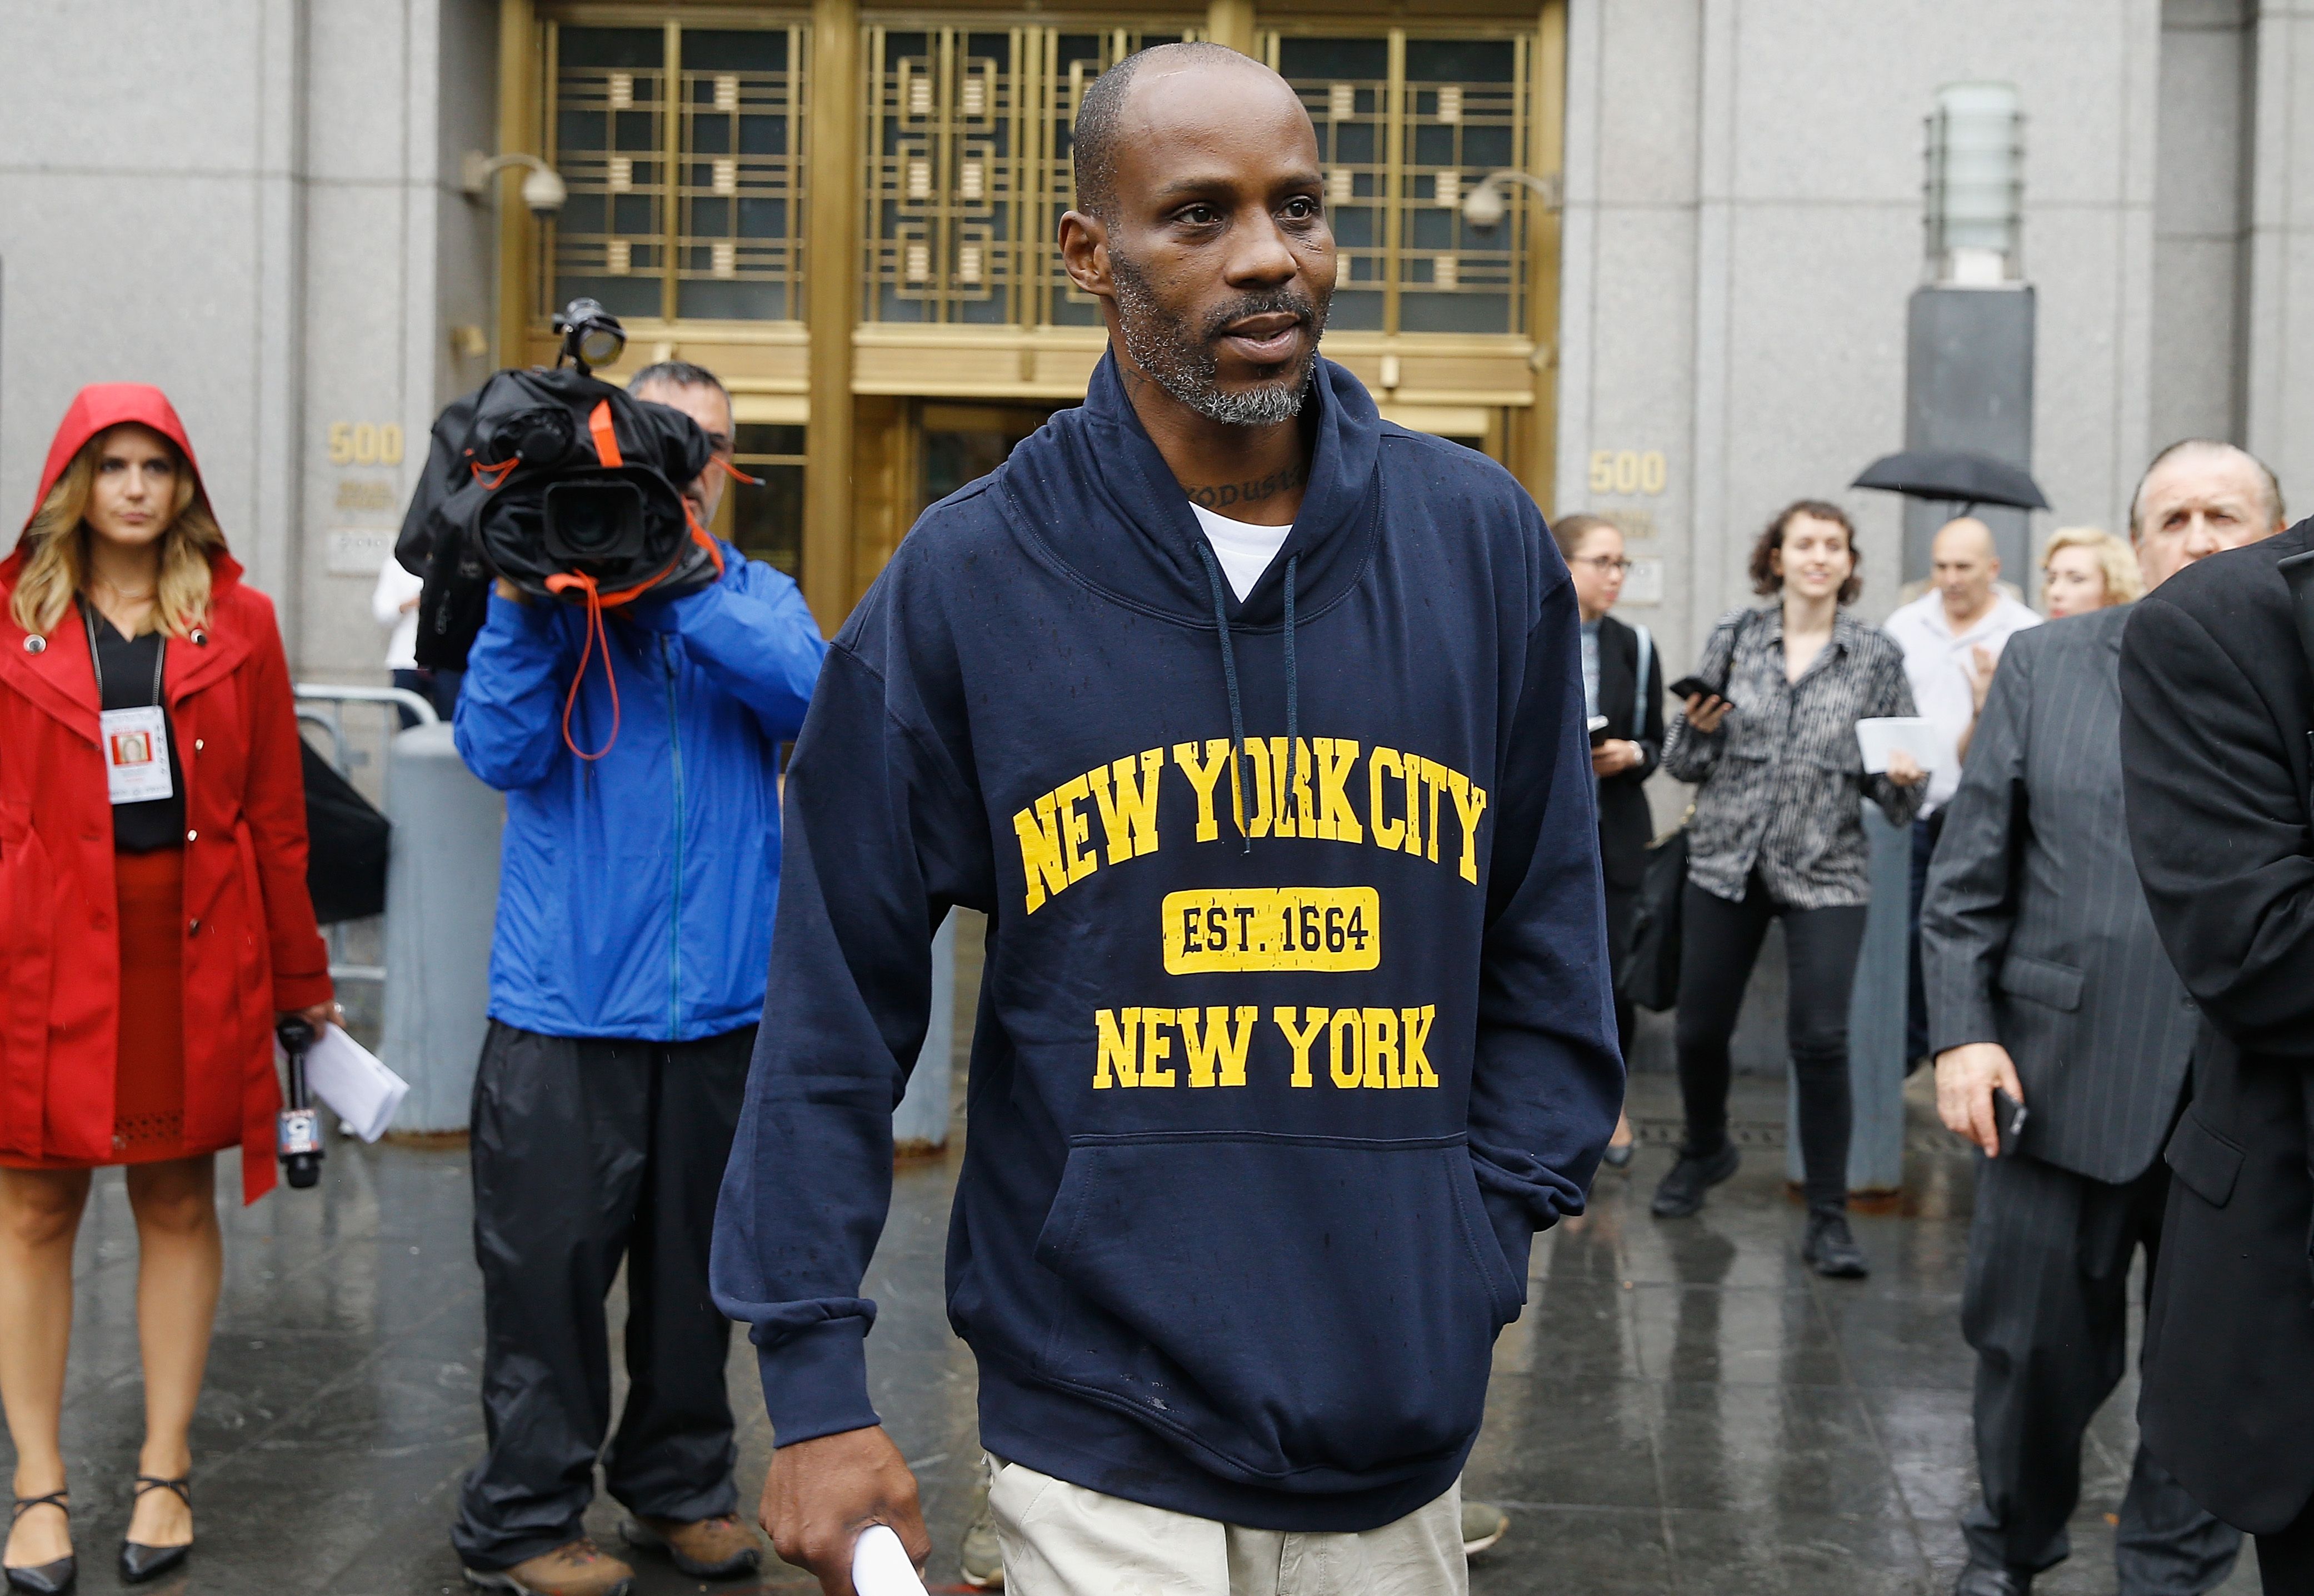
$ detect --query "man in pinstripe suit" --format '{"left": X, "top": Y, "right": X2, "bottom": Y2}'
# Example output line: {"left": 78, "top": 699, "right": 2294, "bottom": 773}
{"left": 1920, "top": 442, "right": 2286, "bottom": 1596}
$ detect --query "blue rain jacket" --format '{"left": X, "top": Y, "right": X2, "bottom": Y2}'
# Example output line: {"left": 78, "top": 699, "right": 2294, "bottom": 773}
{"left": 454, "top": 543, "right": 826, "bottom": 1040}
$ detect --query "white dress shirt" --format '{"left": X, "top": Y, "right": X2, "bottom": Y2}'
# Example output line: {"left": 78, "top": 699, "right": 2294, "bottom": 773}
{"left": 1883, "top": 588, "right": 2042, "bottom": 814}
{"left": 372, "top": 556, "right": 425, "bottom": 671}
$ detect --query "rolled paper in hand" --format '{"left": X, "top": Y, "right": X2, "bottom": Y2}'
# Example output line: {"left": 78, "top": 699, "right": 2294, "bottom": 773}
{"left": 851, "top": 1523, "right": 928, "bottom": 1596}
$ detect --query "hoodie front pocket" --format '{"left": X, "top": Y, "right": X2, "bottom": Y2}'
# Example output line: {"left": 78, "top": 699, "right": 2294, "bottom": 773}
{"left": 1031, "top": 1130, "right": 1517, "bottom": 1492}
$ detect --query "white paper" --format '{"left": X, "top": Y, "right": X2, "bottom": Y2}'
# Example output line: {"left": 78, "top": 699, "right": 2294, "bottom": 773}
{"left": 102, "top": 706, "right": 173, "bottom": 804}
{"left": 1855, "top": 716, "right": 1956, "bottom": 777}
{"left": 294, "top": 1024, "right": 409, "bottom": 1143}
{"left": 851, "top": 1525, "right": 928, "bottom": 1596}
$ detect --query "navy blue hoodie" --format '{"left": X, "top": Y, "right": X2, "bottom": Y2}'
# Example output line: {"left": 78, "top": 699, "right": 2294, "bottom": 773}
{"left": 711, "top": 352, "right": 1622, "bottom": 1532}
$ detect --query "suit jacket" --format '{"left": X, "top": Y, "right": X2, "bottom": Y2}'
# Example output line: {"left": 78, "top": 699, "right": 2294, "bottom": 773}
{"left": 1593, "top": 613, "right": 1664, "bottom": 890}
{"left": 2120, "top": 518, "right": 2314, "bottom": 1535}
{"left": 1920, "top": 604, "right": 2196, "bottom": 1184}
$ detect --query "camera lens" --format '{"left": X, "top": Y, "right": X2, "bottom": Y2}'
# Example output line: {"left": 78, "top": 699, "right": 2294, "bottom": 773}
{"left": 578, "top": 326, "right": 625, "bottom": 368}
{"left": 542, "top": 479, "right": 648, "bottom": 566}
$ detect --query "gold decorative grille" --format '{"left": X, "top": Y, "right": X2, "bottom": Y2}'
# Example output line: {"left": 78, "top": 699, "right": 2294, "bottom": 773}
{"left": 1268, "top": 30, "right": 1534, "bottom": 336}
{"left": 544, "top": 22, "right": 808, "bottom": 324}
{"left": 859, "top": 26, "right": 1197, "bottom": 326}
{"left": 727, "top": 423, "right": 808, "bottom": 576}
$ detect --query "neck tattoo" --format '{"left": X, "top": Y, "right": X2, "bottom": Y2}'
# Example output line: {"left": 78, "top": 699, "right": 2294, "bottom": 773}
{"left": 1185, "top": 462, "right": 1306, "bottom": 514}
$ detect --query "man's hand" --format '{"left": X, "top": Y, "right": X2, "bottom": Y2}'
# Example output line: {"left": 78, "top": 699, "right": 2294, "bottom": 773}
{"left": 760, "top": 1426, "right": 931, "bottom": 1596}
{"left": 1966, "top": 643, "right": 1998, "bottom": 713}
{"left": 1683, "top": 693, "right": 1731, "bottom": 734}
{"left": 1591, "top": 738, "right": 1642, "bottom": 778}
{"left": 493, "top": 578, "right": 526, "bottom": 604}
{"left": 1935, "top": 1042, "right": 2023, "bottom": 1156}
{"left": 1886, "top": 748, "right": 1927, "bottom": 787}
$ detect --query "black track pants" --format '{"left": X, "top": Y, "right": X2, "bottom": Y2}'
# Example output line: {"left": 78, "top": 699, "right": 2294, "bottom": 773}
{"left": 1672, "top": 873, "right": 1865, "bottom": 1213}
{"left": 452, "top": 1020, "right": 755, "bottom": 1570}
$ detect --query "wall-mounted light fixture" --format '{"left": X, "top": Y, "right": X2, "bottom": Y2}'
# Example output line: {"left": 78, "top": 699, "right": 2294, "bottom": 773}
{"left": 1924, "top": 83, "right": 2023, "bottom": 287}
{"left": 1459, "top": 169, "right": 1563, "bottom": 232}
{"left": 461, "top": 150, "right": 568, "bottom": 216}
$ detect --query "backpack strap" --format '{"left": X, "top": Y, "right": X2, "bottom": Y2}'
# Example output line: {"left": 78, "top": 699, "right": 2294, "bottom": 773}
{"left": 588, "top": 400, "right": 623, "bottom": 467}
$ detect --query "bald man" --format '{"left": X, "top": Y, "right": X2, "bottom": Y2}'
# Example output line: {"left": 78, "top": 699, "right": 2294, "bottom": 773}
{"left": 1885, "top": 519, "right": 2042, "bottom": 1067}
{"left": 708, "top": 41, "right": 1619, "bottom": 1596}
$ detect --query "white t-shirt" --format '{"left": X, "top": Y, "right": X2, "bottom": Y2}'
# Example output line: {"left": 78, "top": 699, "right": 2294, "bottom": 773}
{"left": 1190, "top": 503, "right": 1293, "bottom": 602}
{"left": 372, "top": 556, "right": 425, "bottom": 670}
{"left": 1882, "top": 588, "right": 2042, "bottom": 814}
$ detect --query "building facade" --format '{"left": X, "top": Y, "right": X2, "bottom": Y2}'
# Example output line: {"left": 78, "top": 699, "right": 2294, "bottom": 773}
{"left": 0, "top": 0, "right": 2306, "bottom": 682}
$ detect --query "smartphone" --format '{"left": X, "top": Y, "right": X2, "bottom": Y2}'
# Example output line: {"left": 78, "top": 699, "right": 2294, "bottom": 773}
{"left": 1667, "top": 674, "right": 1721, "bottom": 704}
{"left": 1992, "top": 1088, "right": 2028, "bottom": 1157}
{"left": 1588, "top": 715, "right": 1612, "bottom": 747}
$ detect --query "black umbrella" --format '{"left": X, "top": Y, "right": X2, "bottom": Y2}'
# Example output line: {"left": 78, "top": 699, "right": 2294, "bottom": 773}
{"left": 1852, "top": 449, "right": 2048, "bottom": 513}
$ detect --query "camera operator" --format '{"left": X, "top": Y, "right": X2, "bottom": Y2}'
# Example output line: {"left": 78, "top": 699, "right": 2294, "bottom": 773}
{"left": 449, "top": 361, "right": 827, "bottom": 1596}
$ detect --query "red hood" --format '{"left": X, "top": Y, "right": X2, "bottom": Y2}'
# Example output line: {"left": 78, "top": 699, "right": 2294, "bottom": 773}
{"left": 7, "top": 383, "right": 239, "bottom": 592}
{"left": 23, "top": 383, "right": 211, "bottom": 539}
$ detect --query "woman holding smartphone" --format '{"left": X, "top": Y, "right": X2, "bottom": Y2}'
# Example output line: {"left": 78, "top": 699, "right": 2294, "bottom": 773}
{"left": 1553, "top": 514, "right": 1664, "bottom": 1167}
{"left": 0, "top": 386, "right": 333, "bottom": 1592}
{"left": 1654, "top": 500, "right": 1924, "bottom": 1277}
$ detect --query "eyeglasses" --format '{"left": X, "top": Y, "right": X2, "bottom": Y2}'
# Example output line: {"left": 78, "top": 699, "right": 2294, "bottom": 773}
{"left": 1575, "top": 556, "right": 1633, "bottom": 574}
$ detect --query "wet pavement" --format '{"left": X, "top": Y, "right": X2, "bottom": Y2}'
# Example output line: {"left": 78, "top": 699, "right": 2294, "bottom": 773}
{"left": 6, "top": 1040, "right": 2253, "bottom": 1594}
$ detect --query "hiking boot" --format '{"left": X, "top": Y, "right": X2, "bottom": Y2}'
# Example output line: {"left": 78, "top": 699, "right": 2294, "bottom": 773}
{"left": 959, "top": 1463, "right": 1004, "bottom": 1589}
{"left": 1460, "top": 1499, "right": 1510, "bottom": 1557}
{"left": 619, "top": 1513, "right": 761, "bottom": 1579}
{"left": 1650, "top": 1144, "right": 1740, "bottom": 1217}
{"left": 464, "top": 1538, "right": 635, "bottom": 1596}
{"left": 1802, "top": 1210, "right": 1870, "bottom": 1278}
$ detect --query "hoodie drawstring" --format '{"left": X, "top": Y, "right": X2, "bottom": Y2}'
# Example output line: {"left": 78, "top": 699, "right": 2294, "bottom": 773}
{"left": 1283, "top": 553, "right": 1300, "bottom": 818}
{"left": 1193, "top": 541, "right": 1253, "bottom": 853}
{"left": 1192, "top": 542, "right": 1301, "bottom": 853}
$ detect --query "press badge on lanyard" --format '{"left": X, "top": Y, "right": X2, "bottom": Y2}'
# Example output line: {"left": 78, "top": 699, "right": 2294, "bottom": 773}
{"left": 88, "top": 608, "right": 173, "bottom": 806}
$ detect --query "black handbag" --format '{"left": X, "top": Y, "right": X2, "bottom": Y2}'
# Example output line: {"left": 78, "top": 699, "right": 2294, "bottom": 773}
{"left": 301, "top": 742, "right": 391, "bottom": 925}
{"left": 1616, "top": 609, "right": 1754, "bottom": 1013}
{"left": 1620, "top": 824, "right": 1687, "bottom": 1012}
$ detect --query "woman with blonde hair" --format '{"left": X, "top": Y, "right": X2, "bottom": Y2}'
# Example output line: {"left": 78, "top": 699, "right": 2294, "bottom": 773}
{"left": 2039, "top": 527, "right": 2143, "bottom": 618}
{"left": 0, "top": 386, "right": 332, "bottom": 1592}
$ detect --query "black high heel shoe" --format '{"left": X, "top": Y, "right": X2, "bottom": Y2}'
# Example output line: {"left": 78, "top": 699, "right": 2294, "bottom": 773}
{"left": 117, "top": 1477, "right": 191, "bottom": 1584}
{"left": 4, "top": 1490, "right": 75, "bottom": 1594}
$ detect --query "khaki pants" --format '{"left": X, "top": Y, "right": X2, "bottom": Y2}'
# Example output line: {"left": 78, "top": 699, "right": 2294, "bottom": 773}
{"left": 986, "top": 1456, "right": 1466, "bottom": 1596}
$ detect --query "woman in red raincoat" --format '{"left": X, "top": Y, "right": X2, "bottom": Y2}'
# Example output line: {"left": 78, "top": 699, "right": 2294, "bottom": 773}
{"left": 0, "top": 386, "right": 332, "bottom": 1592}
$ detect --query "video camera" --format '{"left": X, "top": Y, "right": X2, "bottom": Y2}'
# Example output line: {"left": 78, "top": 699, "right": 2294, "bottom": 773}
{"left": 393, "top": 299, "right": 723, "bottom": 676}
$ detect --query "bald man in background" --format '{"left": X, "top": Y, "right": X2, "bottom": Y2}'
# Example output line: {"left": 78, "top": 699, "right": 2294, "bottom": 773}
{"left": 1886, "top": 518, "right": 2042, "bottom": 1069}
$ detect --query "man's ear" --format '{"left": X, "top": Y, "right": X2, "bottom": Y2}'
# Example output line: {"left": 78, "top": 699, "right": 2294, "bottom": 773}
{"left": 1059, "top": 209, "right": 1114, "bottom": 301}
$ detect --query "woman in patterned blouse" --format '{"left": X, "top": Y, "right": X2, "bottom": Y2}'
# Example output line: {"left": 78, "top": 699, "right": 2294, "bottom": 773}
{"left": 1652, "top": 500, "right": 1926, "bottom": 1278}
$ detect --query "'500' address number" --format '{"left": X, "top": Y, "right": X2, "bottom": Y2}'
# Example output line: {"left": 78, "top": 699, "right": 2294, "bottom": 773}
{"left": 1162, "top": 887, "right": 1381, "bottom": 974}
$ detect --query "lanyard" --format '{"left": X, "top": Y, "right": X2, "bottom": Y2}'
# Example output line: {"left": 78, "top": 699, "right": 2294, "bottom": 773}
{"left": 83, "top": 602, "right": 167, "bottom": 707}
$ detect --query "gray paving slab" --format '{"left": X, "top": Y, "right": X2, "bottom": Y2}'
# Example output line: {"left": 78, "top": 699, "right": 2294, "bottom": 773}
{"left": 1, "top": 1055, "right": 2259, "bottom": 1595}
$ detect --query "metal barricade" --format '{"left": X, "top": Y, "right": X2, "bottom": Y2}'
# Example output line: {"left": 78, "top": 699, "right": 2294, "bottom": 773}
{"left": 294, "top": 683, "right": 437, "bottom": 987}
